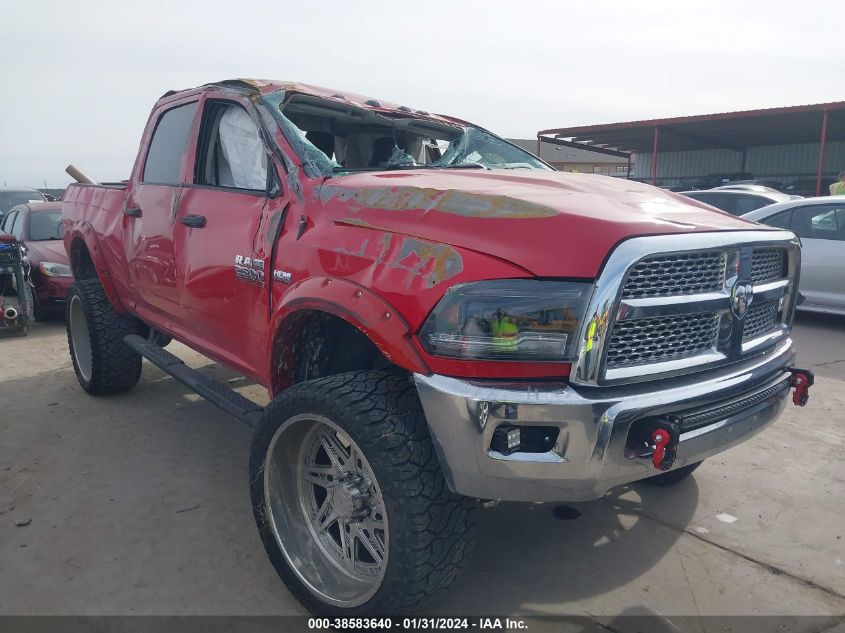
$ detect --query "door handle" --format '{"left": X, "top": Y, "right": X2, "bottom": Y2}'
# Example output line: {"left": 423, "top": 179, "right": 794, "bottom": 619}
{"left": 124, "top": 207, "right": 142, "bottom": 218}
{"left": 180, "top": 214, "right": 207, "bottom": 228}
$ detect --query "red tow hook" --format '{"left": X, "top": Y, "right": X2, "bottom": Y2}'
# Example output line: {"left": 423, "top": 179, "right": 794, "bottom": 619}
{"left": 651, "top": 427, "right": 677, "bottom": 471}
{"left": 788, "top": 368, "right": 815, "bottom": 407}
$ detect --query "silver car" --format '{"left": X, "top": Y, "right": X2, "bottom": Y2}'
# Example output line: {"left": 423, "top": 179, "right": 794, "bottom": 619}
{"left": 681, "top": 189, "right": 796, "bottom": 215}
{"left": 743, "top": 197, "right": 845, "bottom": 315}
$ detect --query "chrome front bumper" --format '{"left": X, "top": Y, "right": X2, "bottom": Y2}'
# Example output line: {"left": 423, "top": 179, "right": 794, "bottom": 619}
{"left": 414, "top": 339, "right": 794, "bottom": 502}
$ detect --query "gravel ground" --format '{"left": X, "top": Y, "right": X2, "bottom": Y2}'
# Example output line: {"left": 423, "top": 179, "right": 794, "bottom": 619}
{"left": 0, "top": 312, "right": 843, "bottom": 630}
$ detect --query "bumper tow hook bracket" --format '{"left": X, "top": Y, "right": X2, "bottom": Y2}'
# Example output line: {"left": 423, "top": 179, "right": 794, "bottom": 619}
{"left": 787, "top": 368, "right": 814, "bottom": 407}
{"left": 651, "top": 422, "right": 679, "bottom": 472}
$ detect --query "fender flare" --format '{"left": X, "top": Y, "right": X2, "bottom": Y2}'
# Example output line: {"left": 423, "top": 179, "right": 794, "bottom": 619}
{"left": 67, "top": 224, "right": 130, "bottom": 313}
{"left": 268, "top": 277, "right": 430, "bottom": 392}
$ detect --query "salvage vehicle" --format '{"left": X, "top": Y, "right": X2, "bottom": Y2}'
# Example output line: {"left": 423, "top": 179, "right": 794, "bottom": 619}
{"left": 0, "top": 202, "right": 72, "bottom": 319}
{"left": 61, "top": 79, "right": 813, "bottom": 615}
{"left": 743, "top": 197, "right": 845, "bottom": 315}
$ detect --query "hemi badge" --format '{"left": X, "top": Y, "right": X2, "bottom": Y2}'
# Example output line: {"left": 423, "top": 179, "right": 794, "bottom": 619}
{"left": 273, "top": 269, "right": 292, "bottom": 284}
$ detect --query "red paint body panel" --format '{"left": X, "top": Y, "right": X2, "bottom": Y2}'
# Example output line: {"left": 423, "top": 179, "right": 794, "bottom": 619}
{"left": 61, "top": 80, "right": 783, "bottom": 395}
{"left": 26, "top": 239, "right": 73, "bottom": 307}
{"left": 317, "top": 169, "right": 761, "bottom": 279}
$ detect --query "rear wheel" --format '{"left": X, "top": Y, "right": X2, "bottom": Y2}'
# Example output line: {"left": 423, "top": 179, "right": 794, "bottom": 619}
{"left": 250, "top": 371, "right": 478, "bottom": 615}
{"left": 66, "top": 279, "right": 143, "bottom": 394}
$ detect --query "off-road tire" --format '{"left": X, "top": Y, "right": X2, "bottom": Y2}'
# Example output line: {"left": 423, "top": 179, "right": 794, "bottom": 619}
{"left": 640, "top": 461, "right": 702, "bottom": 486}
{"left": 66, "top": 279, "right": 143, "bottom": 395}
{"left": 250, "top": 370, "right": 478, "bottom": 616}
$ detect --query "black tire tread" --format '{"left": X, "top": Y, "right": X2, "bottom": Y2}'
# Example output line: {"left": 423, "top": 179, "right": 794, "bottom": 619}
{"left": 250, "top": 370, "right": 478, "bottom": 615}
{"left": 66, "top": 279, "right": 142, "bottom": 395}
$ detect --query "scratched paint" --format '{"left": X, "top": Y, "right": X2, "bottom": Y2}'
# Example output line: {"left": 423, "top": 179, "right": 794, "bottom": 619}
{"left": 390, "top": 237, "right": 463, "bottom": 288}
{"left": 334, "top": 239, "right": 369, "bottom": 257}
{"left": 330, "top": 224, "right": 457, "bottom": 287}
{"left": 333, "top": 217, "right": 380, "bottom": 230}
{"left": 375, "top": 233, "right": 392, "bottom": 264}
{"left": 320, "top": 186, "right": 557, "bottom": 219}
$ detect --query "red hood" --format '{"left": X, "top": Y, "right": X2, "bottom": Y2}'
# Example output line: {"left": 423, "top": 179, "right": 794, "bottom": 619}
{"left": 318, "top": 170, "right": 769, "bottom": 278}
{"left": 25, "top": 239, "right": 68, "bottom": 265}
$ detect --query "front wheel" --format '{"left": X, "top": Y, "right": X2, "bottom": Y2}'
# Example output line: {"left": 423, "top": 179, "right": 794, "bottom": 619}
{"left": 640, "top": 461, "right": 702, "bottom": 486}
{"left": 250, "top": 371, "right": 478, "bottom": 615}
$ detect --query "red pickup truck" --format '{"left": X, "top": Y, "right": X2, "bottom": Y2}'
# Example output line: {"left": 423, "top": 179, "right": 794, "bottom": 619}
{"left": 62, "top": 79, "right": 811, "bottom": 615}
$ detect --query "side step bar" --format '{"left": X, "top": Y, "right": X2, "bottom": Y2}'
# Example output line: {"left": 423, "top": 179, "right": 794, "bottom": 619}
{"left": 124, "top": 334, "right": 264, "bottom": 428}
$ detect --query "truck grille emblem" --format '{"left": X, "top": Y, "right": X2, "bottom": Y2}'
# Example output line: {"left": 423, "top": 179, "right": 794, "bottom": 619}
{"left": 731, "top": 280, "right": 754, "bottom": 318}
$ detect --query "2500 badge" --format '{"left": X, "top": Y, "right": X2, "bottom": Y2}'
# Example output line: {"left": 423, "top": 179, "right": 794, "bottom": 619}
{"left": 234, "top": 255, "right": 264, "bottom": 286}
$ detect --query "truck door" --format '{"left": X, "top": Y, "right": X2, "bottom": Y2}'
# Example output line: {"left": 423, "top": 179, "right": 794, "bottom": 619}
{"left": 124, "top": 99, "right": 199, "bottom": 322}
{"left": 172, "top": 96, "right": 287, "bottom": 375}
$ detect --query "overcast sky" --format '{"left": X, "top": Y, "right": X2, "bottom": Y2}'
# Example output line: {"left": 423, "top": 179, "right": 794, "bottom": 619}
{"left": 1, "top": 0, "right": 842, "bottom": 187}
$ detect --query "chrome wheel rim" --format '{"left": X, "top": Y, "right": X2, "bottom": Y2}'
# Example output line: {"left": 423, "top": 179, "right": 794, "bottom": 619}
{"left": 69, "top": 294, "right": 93, "bottom": 382}
{"left": 264, "top": 414, "right": 388, "bottom": 607}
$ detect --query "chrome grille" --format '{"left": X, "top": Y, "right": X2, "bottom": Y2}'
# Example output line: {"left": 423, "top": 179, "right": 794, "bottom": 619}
{"left": 576, "top": 232, "right": 798, "bottom": 386}
{"left": 622, "top": 251, "right": 726, "bottom": 299}
{"left": 606, "top": 312, "right": 721, "bottom": 368}
{"left": 742, "top": 301, "right": 779, "bottom": 341}
{"left": 751, "top": 249, "right": 786, "bottom": 285}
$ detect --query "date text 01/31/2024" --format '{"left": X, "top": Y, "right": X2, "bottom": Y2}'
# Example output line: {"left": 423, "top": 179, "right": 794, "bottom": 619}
{"left": 307, "top": 618, "right": 528, "bottom": 630}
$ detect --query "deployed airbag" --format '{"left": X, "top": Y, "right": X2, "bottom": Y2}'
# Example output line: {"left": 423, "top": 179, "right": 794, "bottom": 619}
{"left": 218, "top": 107, "right": 268, "bottom": 190}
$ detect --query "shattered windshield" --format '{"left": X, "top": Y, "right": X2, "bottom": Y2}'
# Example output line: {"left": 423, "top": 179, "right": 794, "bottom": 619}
{"left": 264, "top": 92, "right": 551, "bottom": 176}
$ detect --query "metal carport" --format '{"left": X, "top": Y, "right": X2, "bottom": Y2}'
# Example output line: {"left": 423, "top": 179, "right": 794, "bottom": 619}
{"left": 537, "top": 101, "right": 845, "bottom": 195}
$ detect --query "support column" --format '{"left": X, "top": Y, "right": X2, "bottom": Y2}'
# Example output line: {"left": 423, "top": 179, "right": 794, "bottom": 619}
{"left": 816, "top": 110, "right": 830, "bottom": 196}
{"left": 650, "top": 126, "right": 660, "bottom": 186}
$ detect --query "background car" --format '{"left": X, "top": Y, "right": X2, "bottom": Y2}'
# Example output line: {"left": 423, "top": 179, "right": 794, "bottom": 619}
{"left": 0, "top": 201, "right": 73, "bottom": 319}
{"left": 690, "top": 172, "right": 754, "bottom": 190}
{"left": 0, "top": 186, "right": 46, "bottom": 223}
{"left": 680, "top": 188, "right": 794, "bottom": 215}
{"left": 711, "top": 183, "right": 785, "bottom": 194}
{"left": 782, "top": 177, "right": 836, "bottom": 198}
{"left": 742, "top": 197, "right": 845, "bottom": 315}
{"left": 714, "top": 179, "right": 788, "bottom": 191}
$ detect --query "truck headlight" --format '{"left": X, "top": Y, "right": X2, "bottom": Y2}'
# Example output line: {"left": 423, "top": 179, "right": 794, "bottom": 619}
{"left": 39, "top": 262, "right": 72, "bottom": 277}
{"left": 419, "top": 280, "right": 591, "bottom": 361}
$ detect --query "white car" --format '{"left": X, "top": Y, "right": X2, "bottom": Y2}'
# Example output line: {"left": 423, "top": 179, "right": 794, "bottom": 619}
{"left": 743, "top": 197, "right": 845, "bottom": 316}
{"left": 681, "top": 189, "right": 795, "bottom": 215}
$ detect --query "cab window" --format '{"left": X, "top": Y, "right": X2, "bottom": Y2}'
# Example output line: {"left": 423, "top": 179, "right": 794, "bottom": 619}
{"left": 195, "top": 101, "right": 268, "bottom": 192}
{"left": 734, "top": 195, "right": 772, "bottom": 214}
{"left": 687, "top": 192, "right": 737, "bottom": 214}
{"left": 762, "top": 209, "right": 792, "bottom": 229}
{"left": 142, "top": 102, "right": 199, "bottom": 184}
{"left": 11, "top": 209, "right": 26, "bottom": 239}
{"left": 1, "top": 209, "right": 19, "bottom": 234}
{"left": 791, "top": 205, "right": 845, "bottom": 241}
